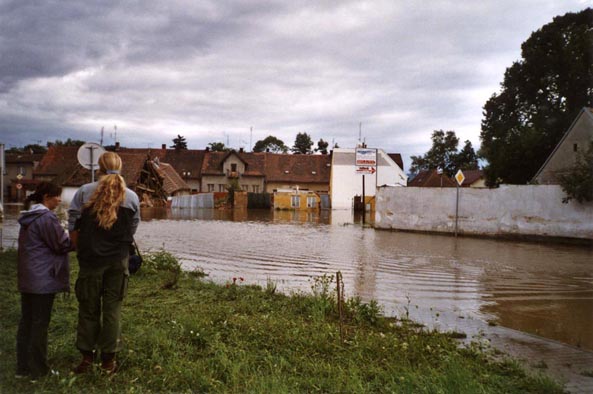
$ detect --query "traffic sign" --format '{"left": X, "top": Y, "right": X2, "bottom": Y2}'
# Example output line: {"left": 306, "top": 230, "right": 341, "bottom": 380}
{"left": 77, "top": 142, "right": 105, "bottom": 170}
{"left": 455, "top": 170, "right": 465, "bottom": 186}
{"left": 356, "top": 166, "right": 376, "bottom": 175}
{"left": 355, "top": 148, "right": 377, "bottom": 166}
{"left": 16, "top": 173, "right": 23, "bottom": 180}
{"left": 16, "top": 183, "right": 22, "bottom": 190}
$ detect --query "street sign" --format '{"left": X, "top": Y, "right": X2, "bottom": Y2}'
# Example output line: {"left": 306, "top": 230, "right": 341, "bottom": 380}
{"left": 16, "top": 183, "right": 22, "bottom": 190}
{"left": 77, "top": 142, "right": 105, "bottom": 170}
{"left": 355, "top": 148, "right": 377, "bottom": 166}
{"left": 455, "top": 170, "right": 465, "bottom": 186}
{"left": 356, "top": 166, "right": 376, "bottom": 175}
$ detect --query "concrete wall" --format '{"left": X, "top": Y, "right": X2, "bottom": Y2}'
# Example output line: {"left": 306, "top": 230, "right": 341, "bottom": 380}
{"left": 375, "top": 185, "right": 593, "bottom": 240}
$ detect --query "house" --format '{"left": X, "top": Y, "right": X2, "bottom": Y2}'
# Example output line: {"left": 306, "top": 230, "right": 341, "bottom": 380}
{"left": 3, "top": 152, "right": 44, "bottom": 201}
{"left": 330, "top": 148, "right": 408, "bottom": 210}
{"left": 407, "top": 169, "right": 457, "bottom": 187}
{"left": 200, "top": 149, "right": 266, "bottom": 193}
{"left": 533, "top": 107, "right": 593, "bottom": 184}
{"left": 34, "top": 145, "right": 190, "bottom": 205}
{"left": 159, "top": 145, "right": 206, "bottom": 192}
{"left": 461, "top": 169, "right": 486, "bottom": 188}
{"left": 264, "top": 153, "right": 331, "bottom": 194}
{"left": 273, "top": 189, "right": 321, "bottom": 210}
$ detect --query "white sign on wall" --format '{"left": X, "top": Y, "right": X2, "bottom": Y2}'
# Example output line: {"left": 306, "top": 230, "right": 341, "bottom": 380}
{"left": 355, "top": 148, "right": 377, "bottom": 175}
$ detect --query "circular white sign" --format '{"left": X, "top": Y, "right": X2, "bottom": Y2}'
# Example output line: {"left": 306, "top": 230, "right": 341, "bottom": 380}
{"left": 77, "top": 143, "right": 106, "bottom": 170}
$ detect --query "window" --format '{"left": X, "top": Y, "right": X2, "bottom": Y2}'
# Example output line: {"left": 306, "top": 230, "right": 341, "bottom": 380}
{"left": 207, "top": 184, "right": 214, "bottom": 192}
{"left": 307, "top": 196, "right": 317, "bottom": 208}
{"left": 18, "top": 166, "right": 26, "bottom": 175}
{"left": 231, "top": 163, "right": 237, "bottom": 172}
{"left": 219, "top": 184, "right": 226, "bottom": 192}
{"left": 242, "top": 185, "right": 249, "bottom": 191}
{"left": 574, "top": 143, "right": 578, "bottom": 152}
{"left": 252, "top": 185, "right": 259, "bottom": 193}
{"left": 291, "top": 195, "right": 300, "bottom": 208}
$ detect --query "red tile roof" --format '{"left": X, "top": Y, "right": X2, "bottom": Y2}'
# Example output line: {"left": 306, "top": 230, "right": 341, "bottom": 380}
{"left": 5, "top": 153, "right": 45, "bottom": 164}
{"left": 154, "top": 162, "right": 190, "bottom": 194}
{"left": 408, "top": 169, "right": 456, "bottom": 187}
{"left": 265, "top": 153, "right": 331, "bottom": 184}
{"left": 460, "top": 169, "right": 484, "bottom": 187}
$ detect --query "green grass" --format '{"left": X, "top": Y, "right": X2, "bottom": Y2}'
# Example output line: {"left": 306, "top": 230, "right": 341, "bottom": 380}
{"left": 0, "top": 249, "right": 563, "bottom": 393}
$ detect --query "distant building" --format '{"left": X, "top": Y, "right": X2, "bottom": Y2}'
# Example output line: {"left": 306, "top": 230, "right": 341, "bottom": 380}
{"left": 533, "top": 107, "right": 593, "bottom": 184}
{"left": 330, "top": 148, "right": 407, "bottom": 210}
{"left": 4, "top": 152, "right": 44, "bottom": 201}
{"left": 460, "top": 169, "right": 486, "bottom": 188}
{"left": 407, "top": 169, "right": 456, "bottom": 188}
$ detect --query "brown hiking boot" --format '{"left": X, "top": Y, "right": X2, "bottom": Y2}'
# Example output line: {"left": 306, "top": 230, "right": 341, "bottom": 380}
{"left": 100, "top": 353, "right": 118, "bottom": 375}
{"left": 72, "top": 353, "right": 94, "bottom": 374}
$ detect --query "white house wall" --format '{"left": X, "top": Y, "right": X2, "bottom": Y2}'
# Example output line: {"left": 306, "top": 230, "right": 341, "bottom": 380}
{"left": 330, "top": 148, "right": 407, "bottom": 210}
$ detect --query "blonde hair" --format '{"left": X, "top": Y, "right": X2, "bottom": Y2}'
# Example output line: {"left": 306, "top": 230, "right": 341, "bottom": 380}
{"left": 85, "top": 152, "right": 127, "bottom": 230}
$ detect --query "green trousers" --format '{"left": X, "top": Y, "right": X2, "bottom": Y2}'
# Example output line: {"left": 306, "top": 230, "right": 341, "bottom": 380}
{"left": 75, "top": 257, "right": 129, "bottom": 354}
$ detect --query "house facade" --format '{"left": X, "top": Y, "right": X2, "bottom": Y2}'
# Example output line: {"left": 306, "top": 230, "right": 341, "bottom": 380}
{"left": 533, "top": 107, "right": 593, "bottom": 184}
{"left": 200, "top": 150, "right": 266, "bottom": 193}
{"left": 330, "top": 148, "right": 407, "bottom": 210}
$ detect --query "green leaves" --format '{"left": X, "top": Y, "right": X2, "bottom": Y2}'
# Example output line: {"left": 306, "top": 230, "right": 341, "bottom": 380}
{"left": 559, "top": 142, "right": 593, "bottom": 203}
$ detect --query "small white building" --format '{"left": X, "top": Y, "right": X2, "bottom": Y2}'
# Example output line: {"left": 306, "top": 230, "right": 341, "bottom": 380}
{"left": 330, "top": 148, "right": 407, "bottom": 210}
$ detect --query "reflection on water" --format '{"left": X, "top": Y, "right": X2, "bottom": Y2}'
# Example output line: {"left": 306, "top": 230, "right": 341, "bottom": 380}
{"left": 2, "top": 205, "right": 592, "bottom": 350}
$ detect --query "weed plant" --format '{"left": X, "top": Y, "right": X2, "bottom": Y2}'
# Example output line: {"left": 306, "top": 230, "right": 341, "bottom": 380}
{"left": 0, "top": 249, "right": 563, "bottom": 393}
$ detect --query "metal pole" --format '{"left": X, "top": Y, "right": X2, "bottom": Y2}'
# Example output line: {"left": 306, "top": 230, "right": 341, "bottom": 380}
{"left": 89, "top": 146, "right": 95, "bottom": 183}
{"left": 362, "top": 174, "right": 366, "bottom": 224}
{"left": 455, "top": 183, "right": 459, "bottom": 237}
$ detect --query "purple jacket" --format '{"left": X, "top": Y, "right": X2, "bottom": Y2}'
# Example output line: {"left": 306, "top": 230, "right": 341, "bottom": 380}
{"left": 18, "top": 204, "right": 72, "bottom": 294}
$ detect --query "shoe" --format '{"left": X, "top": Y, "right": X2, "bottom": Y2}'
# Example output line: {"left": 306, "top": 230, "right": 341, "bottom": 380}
{"left": 100, "top": 359, "right": 118, "bottom": 375}
{"left": 72, "top": 354, "right": 94, "bottom": 374}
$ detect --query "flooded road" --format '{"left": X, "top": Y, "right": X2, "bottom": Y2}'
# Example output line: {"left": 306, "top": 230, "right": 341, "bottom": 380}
{"left": 3, "top": 206, "right": 592, "bottom": 351}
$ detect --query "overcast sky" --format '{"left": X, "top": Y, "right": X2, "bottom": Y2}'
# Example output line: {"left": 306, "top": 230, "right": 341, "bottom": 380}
{"left": 0, "top": 0, "right": 590, "bottom": 169}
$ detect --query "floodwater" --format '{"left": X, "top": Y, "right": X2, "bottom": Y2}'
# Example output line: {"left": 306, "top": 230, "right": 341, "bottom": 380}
{"left": 2, "top": 206, "right": 592, "bottom": 351}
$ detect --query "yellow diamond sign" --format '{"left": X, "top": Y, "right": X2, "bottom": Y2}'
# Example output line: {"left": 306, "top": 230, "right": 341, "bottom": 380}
{"left": 455, "top": 170, "right": 465, "bottom": 186}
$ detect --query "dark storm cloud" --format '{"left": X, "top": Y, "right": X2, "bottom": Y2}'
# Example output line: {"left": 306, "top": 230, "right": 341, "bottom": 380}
{"left": 0, "top": 0, "right": 590, "bottom": 168}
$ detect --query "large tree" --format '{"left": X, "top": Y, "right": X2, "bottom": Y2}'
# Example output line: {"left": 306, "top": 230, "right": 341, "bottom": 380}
{"left": 171, "top": 134, "right": 188, "bottom": 150}
{"left": 410, "top": 130, "right": 464, "bottom": 176}
{"left": 479, "top": 8, "right": 593, "bottom": 185}
{"left": 453, "top": 140, "right": 479, "bottom": 171}
{"left": 252, "top": 135, "right": 288, "bottom": 153}
{"left": 291, "top": 132, "right": 313, "bottom": 154}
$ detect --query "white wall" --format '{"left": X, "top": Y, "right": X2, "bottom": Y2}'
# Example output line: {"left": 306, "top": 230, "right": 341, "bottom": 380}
{"left": 330, "top": 148, "right": 407, "bottom": 209}
{"left": 375, "top": 185, "right": 593, "bottom": 240}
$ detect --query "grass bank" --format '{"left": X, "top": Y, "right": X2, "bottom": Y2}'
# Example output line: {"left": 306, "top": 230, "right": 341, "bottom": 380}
{"left": 0, "top": 249, "right": 562, "bottom": 393}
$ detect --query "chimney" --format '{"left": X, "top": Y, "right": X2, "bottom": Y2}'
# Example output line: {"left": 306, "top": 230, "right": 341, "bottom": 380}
{"left": 162, "top": 144, "right": 166, "bottom": 150}
{"left": 266, "top": 148, "right": 270, "bottom": 153}
{"left": 115, "top": 141, "right": 120, "bottom": 151}
{"left": 205, "top": 146, "right": 210, "bottom": 152}
{"left": 239, "top": 147, "right": 244, "bottom": 153}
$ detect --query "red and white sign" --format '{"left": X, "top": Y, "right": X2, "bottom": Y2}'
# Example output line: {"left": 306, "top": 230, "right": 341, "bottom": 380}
{"left": 355, "top": 148, "right": 377, "bottom": 175}
{"left": 16, "top": 183, "right": 23, "bottom": 190}
{"left": 356, "top": 166, "right": 376, "bottom": 175}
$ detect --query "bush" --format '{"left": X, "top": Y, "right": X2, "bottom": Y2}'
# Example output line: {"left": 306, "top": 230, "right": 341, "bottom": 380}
{"left": 559, "top": 142, "right": 593, "bottom": 204}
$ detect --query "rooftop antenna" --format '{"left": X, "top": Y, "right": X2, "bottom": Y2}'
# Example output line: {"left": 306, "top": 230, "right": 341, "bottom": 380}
{"left": 100, "top": 127, "right": 104, "bottom": 146}
{"left": 250, "top": 126, "right": 253, "bottom": 152}
{"left": 110, "top": 125, "right": 118, "bottom": 144}
{"left": 359, "top": 122, "right": 362, "bottom": 146}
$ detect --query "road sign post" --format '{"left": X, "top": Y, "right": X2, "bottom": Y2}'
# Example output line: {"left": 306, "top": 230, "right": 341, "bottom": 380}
{"left": 454, "top": 170, "right": 465, "bottom": 237}
{"left": 77, "top": 143, "right": 106, "bottom": 183}
{"left": 355, "top": 148, "right": 377, "bottom": 225}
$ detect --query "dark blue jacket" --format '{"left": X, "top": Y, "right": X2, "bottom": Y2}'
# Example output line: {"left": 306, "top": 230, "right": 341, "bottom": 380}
{"left": 18, "top": 204, "right": 72, "bottom": 294}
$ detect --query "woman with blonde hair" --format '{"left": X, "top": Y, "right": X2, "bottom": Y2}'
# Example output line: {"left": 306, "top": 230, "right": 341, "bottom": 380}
{"left": 68, "top": 151, "right": 140, "bottom": 374}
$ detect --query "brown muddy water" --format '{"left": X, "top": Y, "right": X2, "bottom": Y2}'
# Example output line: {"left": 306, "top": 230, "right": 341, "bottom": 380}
{"left": 2, "top": 206, "right": 592, "bottom": 351}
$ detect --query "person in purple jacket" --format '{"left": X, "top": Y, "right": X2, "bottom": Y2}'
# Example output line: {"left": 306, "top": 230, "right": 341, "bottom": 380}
{"left": 17, "top": 182, "right": 72, "bottom": 379}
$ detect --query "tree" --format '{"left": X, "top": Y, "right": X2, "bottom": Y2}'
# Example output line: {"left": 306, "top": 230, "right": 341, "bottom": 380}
{"left": 49, "top": 138, "right": 85, "bottom": 147}
{"left": 559, "top": 142, "right": 593, "bottom": 203}
{"left": 6, "top": 144, "right": 47, "bottom": 154}
{"left": 291, "top": 132, "right": 313, "bottom": 154}
{"left": 480, "top": 8, "right": 593, "bottom": 186}
{"left": 208, "top": 142, "right": 228, "bottom": 152}
{"left": 171, "top": 134, "right": 187, "bottom": 150}
{"left": 453, "top": 140, "right": 479, "bottom": 171}
{"left": 252, "top": 135, "right": 288, "bottom": 153}
{"left": 410, "top": 130, "right": 460, "bottom": 176}
{"left": 315, "top": 138, "right": 329, "bottom": 154}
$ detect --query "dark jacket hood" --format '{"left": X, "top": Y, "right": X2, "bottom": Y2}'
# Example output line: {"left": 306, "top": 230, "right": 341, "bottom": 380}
{"left": 18, "top": 204, "right": 50, "bottom": 227}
